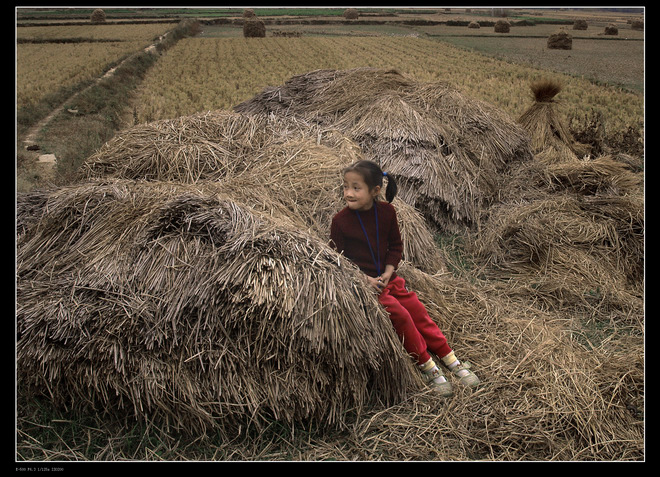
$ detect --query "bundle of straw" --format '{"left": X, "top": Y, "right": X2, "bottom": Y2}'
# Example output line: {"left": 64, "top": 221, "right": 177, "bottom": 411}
{"left": 475, "top": 83, "right": 644, "bottom": 313}
{"left": 16, "top": 180, "right": 421, "bottom": 433}
{"left": 517, "top": 79, "right": 590, "bottom": 161}
{"left": 469, "top": 184, "right": 643, "bottom": 313}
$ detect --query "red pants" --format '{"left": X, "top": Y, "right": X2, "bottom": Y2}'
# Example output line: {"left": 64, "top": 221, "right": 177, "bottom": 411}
{"left": 378, "top": 276, "right": 452, "bottom": 365}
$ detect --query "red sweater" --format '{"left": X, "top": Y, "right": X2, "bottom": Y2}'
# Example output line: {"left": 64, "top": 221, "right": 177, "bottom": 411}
{"left": 330, "top": 201, "right": 403, "bottom": 278}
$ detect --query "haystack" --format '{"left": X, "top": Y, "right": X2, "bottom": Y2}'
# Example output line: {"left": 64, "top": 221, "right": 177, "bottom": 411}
{"left": 604, "top": 23, "right": 618, "bottom": 35}
{"left": 572, "top": 19, "right": 588, "bottom": 30}
{"left": 517, "top": 79, "right": 588, "bottom": 161}
{"left": 235, "top": 67, "right": 532, "bottom": 232}
{"left": 473, "top": 81, "right": 643, "bottom": 313}
{"left": 81, "top": 110, "right": 445, "bottom": 273}
{"left": 470, "top": 77, "right": 644, "bottom": 317}
{"left": 470, "top": 189, "right": 643, "bottom": 312}
{"left": 547, "top": 29, "right": 572, "bottom": 50}
{"left": 90, "top": 8, "right": 106, "bottom": 24}
{"left": 16, "top": 180, "right": 420, "bottom": 434}
{"left": 343, "top": 8, "right": 359, "bottom": 20}
{"left": 468, "top": 21, "right": 480, "bottom": 29}
{"left": 243, "top": 18, "right": 266, "bottom": 38}
{"left": 494, "top": 20, "right": 510, "bottom": 33}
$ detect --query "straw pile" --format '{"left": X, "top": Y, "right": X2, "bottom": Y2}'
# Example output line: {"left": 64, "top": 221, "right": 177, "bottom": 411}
{"left": 16, "top": 180, "right": 422, "bottom": 433}
{"left": 631, "top": 20, "right": 643, "bottom": 31}
{"left": 547, "top": 29, "right": 572, "bottom": 50}
{"left": 243, "top": 18, "right": 266, "bottom": 38}
{"left": 471, "top": 79, "right": 644, "bottom": 316}
{"left": 494, "top": 20, "right": 510, "bottom": 33}
{"left": 517, "top": 79, "right": 589, "bottom": 161}
{"left": 343, "top": 8, "right": 359, "bottom": 20}
{"left": 604, "top": 23, "right": 619, "bottom": 35}
{"left": 235, "top": 67, "right": 532, "bottom": 232}
{"left": 573, "top": 19, "right": 588, "bottom": 30}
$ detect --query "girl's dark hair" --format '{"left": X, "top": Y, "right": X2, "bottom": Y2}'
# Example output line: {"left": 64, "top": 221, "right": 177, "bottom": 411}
{"left": 343, "top": 160, "right": 398, "bottom": 203}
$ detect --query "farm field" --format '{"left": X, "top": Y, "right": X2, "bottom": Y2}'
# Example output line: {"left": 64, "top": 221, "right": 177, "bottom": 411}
{"left": 441, "top": 33, "right": 643, "bottom": 94}
{"left": 133, "top": 34, "right": 643, "bottom": 142}
{"left": 16, "top": 7, "right": 645, "bottom": 463}
{"left": 17, "top": 22, "right": 177, "bottom": 109}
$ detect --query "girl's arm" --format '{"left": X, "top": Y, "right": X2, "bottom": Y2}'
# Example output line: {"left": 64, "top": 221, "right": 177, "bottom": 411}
{"left": 384, "top": 205, "right": 403, "bottom": 274}
{"left": 329, "top": 217, "right": 344, "bottom": 253}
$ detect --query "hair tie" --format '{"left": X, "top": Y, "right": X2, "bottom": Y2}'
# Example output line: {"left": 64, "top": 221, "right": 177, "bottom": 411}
{"left": 383, "top": 172, "right": 388, "bottom": 177}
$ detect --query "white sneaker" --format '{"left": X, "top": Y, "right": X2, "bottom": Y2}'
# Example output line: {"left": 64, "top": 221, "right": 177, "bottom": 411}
{"left": 419, "top": 359, "right": 453, "bottom": 397}
{"left": 448, "top": 361, "right": 480, "bottom": 388}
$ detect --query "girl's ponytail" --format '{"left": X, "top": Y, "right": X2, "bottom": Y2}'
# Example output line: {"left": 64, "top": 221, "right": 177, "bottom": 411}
{"left": 383, "top": 171, "right": 398, "bottom": 203}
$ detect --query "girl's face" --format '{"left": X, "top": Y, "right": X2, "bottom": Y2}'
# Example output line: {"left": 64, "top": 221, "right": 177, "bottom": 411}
{"left": 343, "top": 171, "right": 381, "bottom": 211}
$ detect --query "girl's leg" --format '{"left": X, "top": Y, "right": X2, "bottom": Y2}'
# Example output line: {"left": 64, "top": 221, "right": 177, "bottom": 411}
{"left": 386, "top": 276, "right": 453, "bottom": 358}
{"left": 378, "top": 285, "right": 430, "bottom": 365}
{"left": 387, "top": 277, "right": 480, "bottom": 388}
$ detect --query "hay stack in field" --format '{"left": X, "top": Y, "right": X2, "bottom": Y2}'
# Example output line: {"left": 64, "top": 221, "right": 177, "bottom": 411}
{"left": 81, "top": 110, "right": 445, "bottom": 273}
{"left": 473, "top": 77, "right": 645, "bottom": 316}
{"left": 235, "top": 67, "right": 533, "bottom": 232}
{"left": 90, "top": 8, "right": 106, "bottom": 24}
{"left": 343, "top": 8, "right": 359, "bottom": 20}
{"left": 547, "top": 29, "right": 572, "bottom": 50}
{"left": 572, "top": 19, "right": 588, "bottom": 30}
{"left": 604, "top": 23, "right": 618, "bottom": 35}
{"left": 494, "top": 20, "right": 510, "bottom": 33}
{"left": 82, "top": 111, "right": 273, "bottom": 182}
{"left": 243, "top": 18, "right": 266, "bottom": 38}
{"left": 470, "top": 189, "right": 644, "bottom": 311}
{"left": 517, "top": 79, "right": 589, "bottom": 161}
{"left": 468, "top": 21, "right": 480, "bottom": 29}
{"left": 16, "top": 180, "right": 420, "bottom": 434}
{"left": 475, "top": 89, "right": 644, "bottom": 312}
{"left": 540, "top": 153, "right": 643, "bottom": 196}
{"left": 631, "top": 20, "right": 643, "bottom": 31}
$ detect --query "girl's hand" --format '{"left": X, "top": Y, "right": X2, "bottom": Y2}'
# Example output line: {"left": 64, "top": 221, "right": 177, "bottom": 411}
{"left": 366, "top": 265, "right": 394, "bottom": 291}
{"left": 366, "top": 275, "right": 383, "bottom": 291}
{"left": 378, "top": 265, "right": 395, "bottom": 288}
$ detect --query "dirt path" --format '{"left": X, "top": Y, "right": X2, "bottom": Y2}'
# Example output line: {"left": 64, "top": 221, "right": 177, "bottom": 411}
{"left": 20, "top": 35, "right": 168, "bottom": 179}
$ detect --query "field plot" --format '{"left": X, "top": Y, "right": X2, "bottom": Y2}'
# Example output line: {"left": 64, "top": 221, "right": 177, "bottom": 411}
{"left": 441, "top": 32, "right": 644, "bottom": 94}
{"left": 18, "top": 41, "right": 146, "bottom": 108}
{"left": 17, "top": 22, "right": 177, "bottom": 42}
{"left": 134, "top": 35, "right": 642, "bottom": 141}
{"left": 16, "top": 22, "right": 176, "bottom": 108}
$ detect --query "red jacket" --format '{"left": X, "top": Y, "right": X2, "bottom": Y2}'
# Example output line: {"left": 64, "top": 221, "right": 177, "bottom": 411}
{"left": 330, "top": 201, "right": 403, "bottom": 278}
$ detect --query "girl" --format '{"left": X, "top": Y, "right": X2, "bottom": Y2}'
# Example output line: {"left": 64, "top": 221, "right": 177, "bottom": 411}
{"left": 330, "top": 160, "right": 479, "bottom": 396}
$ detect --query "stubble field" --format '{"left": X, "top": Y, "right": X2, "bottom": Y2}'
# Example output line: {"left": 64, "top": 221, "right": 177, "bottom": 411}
{"left": 16, "top": 7, "right": 645, "bottom": 463}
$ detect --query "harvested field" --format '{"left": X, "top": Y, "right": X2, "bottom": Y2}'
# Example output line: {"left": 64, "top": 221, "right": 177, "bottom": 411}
{"left": 16, "top": 11, "right": 644, "bottom": 460}
{"left": 442, "top": 34, "right": 644, "bottom": 94}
